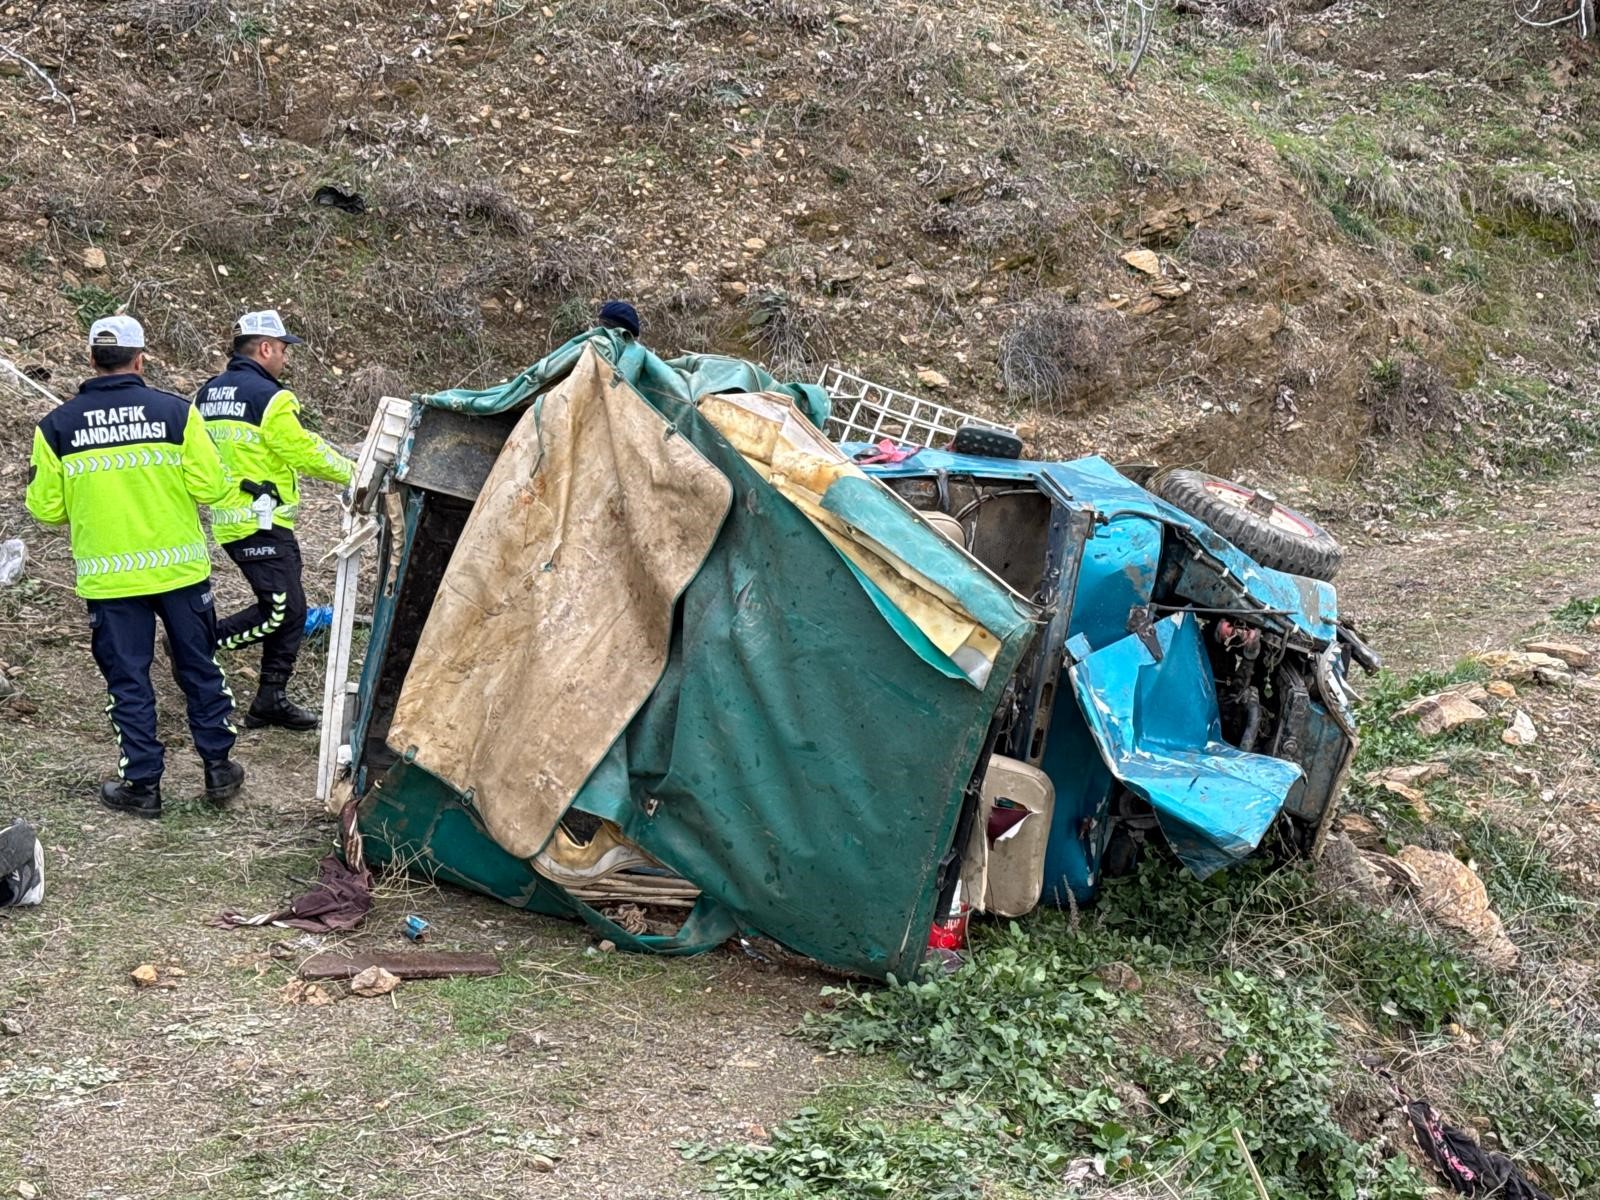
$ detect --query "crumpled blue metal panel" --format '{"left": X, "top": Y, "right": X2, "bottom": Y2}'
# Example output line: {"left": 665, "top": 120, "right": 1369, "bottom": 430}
{"left": 1066, "top": 612, "right": 1304, "bottom": 878}
{"left": 854, "top": 449, "right": 1338, "bottom": 644}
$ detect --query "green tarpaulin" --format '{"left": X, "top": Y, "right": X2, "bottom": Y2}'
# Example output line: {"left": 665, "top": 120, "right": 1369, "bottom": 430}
{"left": 356, "top": 331, "right": 1039, "bottom": 978}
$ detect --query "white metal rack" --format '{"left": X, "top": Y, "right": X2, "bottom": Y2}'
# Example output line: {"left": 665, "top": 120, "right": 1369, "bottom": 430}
{"left": 818, "top": 365, "right": 1014, "bottom": 448}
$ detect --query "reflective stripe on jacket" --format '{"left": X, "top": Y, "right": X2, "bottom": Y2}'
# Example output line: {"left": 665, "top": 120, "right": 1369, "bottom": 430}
{"left": 26, "top": 374, "right": 232, "bottom": 600}
{"left": 194, "top": 356, "right": 354, "bottom": 545}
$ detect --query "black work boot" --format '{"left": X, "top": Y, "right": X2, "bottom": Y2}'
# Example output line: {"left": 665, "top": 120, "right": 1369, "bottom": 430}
{"left": 245, "top": 686, "right": 318, "bottom": 732}
{"left": 100, "top": 778, "right": 162, "bottom": 819}
{"left": 203, "top": 759, "right": 246, "bottom": 806}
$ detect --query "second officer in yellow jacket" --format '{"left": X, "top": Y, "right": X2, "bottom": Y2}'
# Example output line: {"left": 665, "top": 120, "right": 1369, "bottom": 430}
{"left": 195, "top": 310, "right": 354, "bottom": 731}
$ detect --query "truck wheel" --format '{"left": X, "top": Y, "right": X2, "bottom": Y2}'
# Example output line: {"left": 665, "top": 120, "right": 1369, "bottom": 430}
{"left": 1153, "top": 469, "right": 1344, "bottom": 582}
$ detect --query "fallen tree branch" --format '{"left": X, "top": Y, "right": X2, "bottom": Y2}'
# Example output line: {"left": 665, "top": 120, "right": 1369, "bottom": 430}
{"left": 0, "top": 42, "right": 76, "bottom": 125}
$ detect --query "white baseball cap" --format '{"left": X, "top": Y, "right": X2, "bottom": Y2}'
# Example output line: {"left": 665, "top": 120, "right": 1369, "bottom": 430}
{"left": 233, "top": 309, "right": 305, "bottom": 345}
{"left": 88, "top": 314, "right": 145, "bottom": 349}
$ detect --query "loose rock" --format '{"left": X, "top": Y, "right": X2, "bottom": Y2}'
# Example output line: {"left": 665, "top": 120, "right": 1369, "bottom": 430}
{"left": 1121, "top": 248, "right": 1161, "bottom": 276}
{"left": 130, "top": 964, "right": 160, "bottom": 987}
{"left": 350, "top": 966, "right": 401, "bottom": 997}
{"left": 1368, "top": 762, "right": 1447, "bottom": 789}
{"left": 82, "top": 246, "right": 107, "bottom": 272}
{"left": 1395, "top": 846, "right": 1519, "bottom": 967}
{"left": 1336, "top": 812, "right": 1382, "bottom": 849}
{"left": 1316, "top": 833, "right": 1389, "bottom": 901}
{"left": 916, "top": 368, "right": 949, "bottom": 390}
{"left": 1524, "top": 641, "right": 1591, "bottom": 669}
{"left": 1502, "top": 710, "right": 1537, "bottom": 746}
{"left": 1395, "top": 691, "right": 1488, "bottom": 736}
{"left": 1473, "top": 650, "right": 1569, "bottom": 682}
{"left": 1485, "top": 680, "right": 1517, "bottom": 699}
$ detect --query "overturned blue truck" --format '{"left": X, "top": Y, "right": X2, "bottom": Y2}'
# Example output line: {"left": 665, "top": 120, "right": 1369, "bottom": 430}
{"left": 324, "top": 329, "right": 1373, "bottom": 979}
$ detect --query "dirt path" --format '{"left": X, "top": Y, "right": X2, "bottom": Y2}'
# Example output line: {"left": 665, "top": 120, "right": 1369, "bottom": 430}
{"left": 1336, "top": 468, "right": 1600, "bottom": 675}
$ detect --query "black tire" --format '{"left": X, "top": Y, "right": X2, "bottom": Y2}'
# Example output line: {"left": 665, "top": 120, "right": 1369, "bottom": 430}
{"left": 1152, "top": 469, "right": 1344, "bottom": 582}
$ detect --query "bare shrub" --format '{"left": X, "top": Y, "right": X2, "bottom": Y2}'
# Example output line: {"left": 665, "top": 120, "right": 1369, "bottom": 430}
{"left": 999, "top": 301, "right": 1126, "bottom": 411}
{"left": 461, "top": 239, "right": 620, "bottom": 313}
{"left": 372, "top": 170, "right": 532, "bottom": 236}
{"left": 369, "top": 262, "right": 486, "bottom": 364}
{"left": 1224, "top": 0, "right": 1277, "bottom": 25}
{"left": 648, "top": 283, "right": 727, "bottom": 357}
{"left": 146, "top": 306, "right": 219, "bottom": 365}
{"left": 123, "top": 0, "right": 225, "bottom": 38}
{"left": 603, "top": 45, "right": 740, "bottom": 124}
{"left": 1366, "top": 353, "right": 1456, "bottom": 436}
{"left": 182, "top": 213, "right": 259, "bottom": 259}
{"left": 703, "top": 0, "right": 832, "bottom": 34}
{"left": 920, "top": 175, "right": 1080, "bottom": 256}
{"left": 1182, "top": 226, "right": 1271, "bottom": 270}
{"left": 42, "top": 187, "right": 120, "bottom": 240}
{"left": 335, "top": 363, "right": 410, "bottom": 436}
{"left": 525, "top": 237, "right": 620, "bottom": 296}
{"left": 744, "top": 290, "right": 834, "bottom": 381}
{"left": 1088, "top": 0, "right": 1159, "bottom": 83}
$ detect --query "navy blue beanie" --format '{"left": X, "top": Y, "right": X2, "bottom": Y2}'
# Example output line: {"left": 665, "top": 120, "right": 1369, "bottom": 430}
{"left": 598, "top": 300, "right": 641, "bottom": 336}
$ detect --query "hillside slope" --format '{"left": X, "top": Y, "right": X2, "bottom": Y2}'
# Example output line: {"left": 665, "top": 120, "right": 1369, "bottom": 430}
{"left": 1, "top": 0, "right": 1595, "bottom": 485}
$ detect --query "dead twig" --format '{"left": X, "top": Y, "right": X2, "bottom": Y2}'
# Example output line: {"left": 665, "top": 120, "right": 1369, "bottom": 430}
{"left": 0, "top": 43, "right": 77, "bottom": 125}
{"left": 1232, "top": 1127, "right": 1272, "bottom": 1200}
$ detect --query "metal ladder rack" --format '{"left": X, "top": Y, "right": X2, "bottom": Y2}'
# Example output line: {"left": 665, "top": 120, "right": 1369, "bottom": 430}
{"left": 818, "top": 365, "right": 1015, "bottom": 448}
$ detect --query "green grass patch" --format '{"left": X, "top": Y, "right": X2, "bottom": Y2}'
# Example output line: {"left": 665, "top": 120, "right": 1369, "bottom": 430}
{"left": 1349, "top": 661, "right": 1490, "bottom": 777}
{"left": 688, "top": 878, "right": 1444, "bottom": 1199}
{"left": 1552, "top": 595, "right": 1600, "bottom": 630}
{"left": 690, "top": 842, "right": 1600, "bottom": 1195}
{"left": 62, "top": 283, "right": 120, "bottom": 330}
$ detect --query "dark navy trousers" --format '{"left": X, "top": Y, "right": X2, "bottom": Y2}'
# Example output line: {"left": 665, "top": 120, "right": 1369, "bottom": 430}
{"left": 216, "top": 528, "right": 307, "bottom": 686}
{"left": 87, "top": 579, "right": 237, "bottom": 784}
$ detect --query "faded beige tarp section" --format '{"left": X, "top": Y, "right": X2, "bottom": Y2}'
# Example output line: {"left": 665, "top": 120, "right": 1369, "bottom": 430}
{"left": 698, "top": 391, "right": 1005, "bottom": 687}
{"left": 388, "top": 346, "right": 733, "bottom": 859}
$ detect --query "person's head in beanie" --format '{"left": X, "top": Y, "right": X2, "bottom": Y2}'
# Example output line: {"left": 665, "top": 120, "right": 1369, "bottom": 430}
{"left": 598, "top": 300, "right": 641, "bottom": 338}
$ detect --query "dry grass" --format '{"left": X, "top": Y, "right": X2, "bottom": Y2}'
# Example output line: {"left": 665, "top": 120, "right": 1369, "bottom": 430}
{"left": 999, "top": 300, "right": 1126, "bottom": 412}
{"left": 371, "top": 170, "right": 532, "bottom": 237}
{"left": 1181, "top": 225, "right": 1271, "bottom": 271}
{"left": 1223, "top": 0, "right": 1277, "bottom": 26}
{"left": 1365, "top": 353, "right": 1457, "bottom": 437}
{"left": 1497, "top": 170, "right": 1600, "bottom": 235}
{"left": 121, "top": 0, "right": 226, "bottom": 38}
{"left": 647, "top": 282, "right": 727, "bottom": 358}
{"left": 743, "top": 289, "right": 834, "bottom": 381}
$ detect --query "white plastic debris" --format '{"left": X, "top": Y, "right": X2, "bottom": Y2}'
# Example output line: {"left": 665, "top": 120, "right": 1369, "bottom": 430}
{"left": 0, "top": 539, "right": 26, "bottom": 586}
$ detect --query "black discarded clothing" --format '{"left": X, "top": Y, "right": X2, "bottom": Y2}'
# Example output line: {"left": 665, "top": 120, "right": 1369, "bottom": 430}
{"left": 1406, "top": 1100, "right": 1553, "bottom": 1200}
{"left": 0, "top": 819, "right": 43, "bottom": 906}
{"left": 312, "top": 185, "right": 367, "bottom": 214}
{"left": 89, "top": 579, "right": 236, "bottom": 783}
{"left": 217, "top": 527, "right": 306, "bottom": 686}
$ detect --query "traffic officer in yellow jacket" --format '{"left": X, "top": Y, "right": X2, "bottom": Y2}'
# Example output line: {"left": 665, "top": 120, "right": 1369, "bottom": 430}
{"left": 25, "top": 316, "right": 246, "bottom": 818}
{"left": 196, "top": 310, "right": 354, "bottom": 730}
